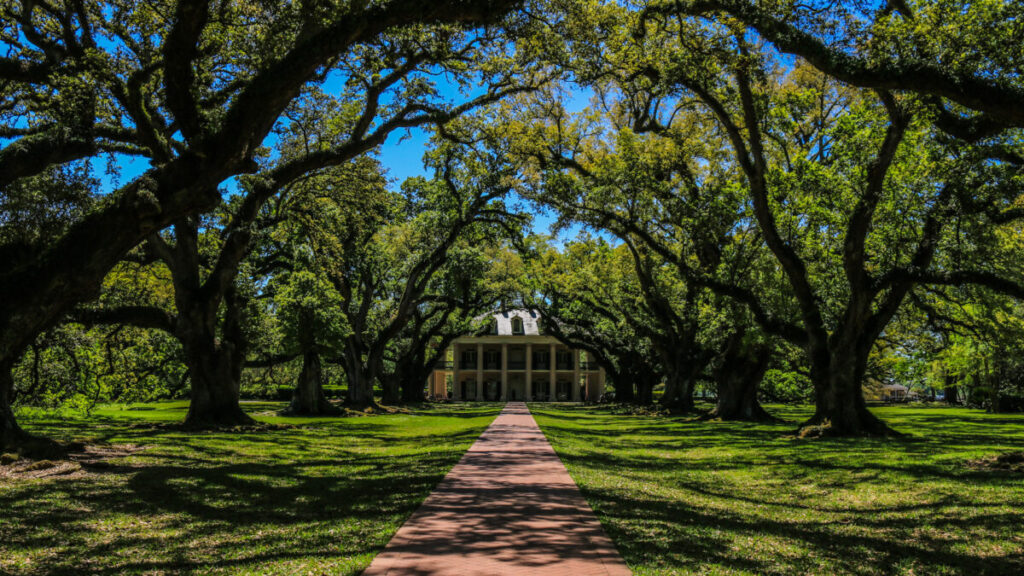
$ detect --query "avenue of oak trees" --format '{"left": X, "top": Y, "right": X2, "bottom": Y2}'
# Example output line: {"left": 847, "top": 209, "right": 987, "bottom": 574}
{"left": 2, "top": 0, "right": 1023, "bottom": 445}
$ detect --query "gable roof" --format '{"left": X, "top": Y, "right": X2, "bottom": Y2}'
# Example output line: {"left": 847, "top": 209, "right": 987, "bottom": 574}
{"left": 491, "top": 309, "right": 542, "bottom": 336}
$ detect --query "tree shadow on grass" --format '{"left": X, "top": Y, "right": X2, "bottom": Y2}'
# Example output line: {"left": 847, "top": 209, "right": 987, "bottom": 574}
{"left": 1, "top": 415, "right": 492, "bottom": 575}
{"left": 534, "top": 404, "right": 1024, "bottom": 575}
{"left": 582, "top": 484, "right": 1024, "bottom": 576}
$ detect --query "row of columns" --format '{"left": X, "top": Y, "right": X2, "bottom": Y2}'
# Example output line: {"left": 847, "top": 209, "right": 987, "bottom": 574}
{"left": 450, "top": 342, "right": 586, "bottom": 401}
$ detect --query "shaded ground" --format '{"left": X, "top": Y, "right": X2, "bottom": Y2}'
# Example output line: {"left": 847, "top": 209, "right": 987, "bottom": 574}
{"left": 531, "top": 403, "right": 1024, "bottom": 576}
{"left": 0, "top": 401, "right": 500, "bottom": 575}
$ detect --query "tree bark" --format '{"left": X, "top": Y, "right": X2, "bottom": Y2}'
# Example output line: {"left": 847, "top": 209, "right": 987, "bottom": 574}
{"left": 381, "top": 373, "right": 401, "bottom": 405}
{"left": 394, "top": 359, "right": 430, "bottom": 403}
{"left": 288, "top": 351, "right": 340, "bottom": 415}
{"left": 400, "top": 375, "right": 427, "bottom": 403}
{"left": 179, "top": 295, "right": 254, "bottom": 427}
{"left": 710, "top": 340, "right": 773, "bottom": 421}
{"left": 611, "top": 368, "right": 636, "bottom": 403}
{"left": 610, "top": 357, "right": 659, "bottom": 405}
{"left": 660, "top": 370, "right": 696, "bottom": 411}
{"left": 615, "top": 382, "right": 636, "bottom": 402}
{"left": 344, "top": 362, "right": 378, "bottom": 409}
{"left": 801, "top": 341, "right": 895, "bottom": 436}
{"left": 944, "top": 372, "right": 960, "bottom": 405}
{"left": 636, "top": 376, "right": 655, "bottom": 405}
{"left": 659, "top": 350, "right": 708, "bottom": 411}
{"left": 1, "top": 356, "right": 30, "bottom": 449}
{"left": 181, "top": 342, "right": 252, "bottom": 426}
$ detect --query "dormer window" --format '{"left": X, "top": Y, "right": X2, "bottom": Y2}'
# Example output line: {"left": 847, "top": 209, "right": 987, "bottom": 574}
{"left": 511, "top": 317, "right": 524, "bottom": 335}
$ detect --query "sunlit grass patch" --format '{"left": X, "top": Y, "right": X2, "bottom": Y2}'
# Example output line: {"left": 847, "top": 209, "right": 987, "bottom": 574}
{"left": 531, "top": 403, "right": 1024, "bottom": 576}
{"left": 0, "top": 401, "right": 499, "bottom": 575}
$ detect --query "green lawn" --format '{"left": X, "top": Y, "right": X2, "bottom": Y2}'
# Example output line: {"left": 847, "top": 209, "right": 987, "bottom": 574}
{"left": 0, "top": 401, "right": 500, "bottom": 575}
{"left": 531, "top": 404, "right": 1024, "bottom": 576}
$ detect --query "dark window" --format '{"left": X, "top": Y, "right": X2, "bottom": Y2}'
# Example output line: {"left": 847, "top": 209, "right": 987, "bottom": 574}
{"left": 512, "top": 317, "right": 524, "bottom": 335}
{"left": 484, "top": 350, "right": 501, "bottom": 369}
{"left": 461, "top": 349, "right": 477, "bottom": 369}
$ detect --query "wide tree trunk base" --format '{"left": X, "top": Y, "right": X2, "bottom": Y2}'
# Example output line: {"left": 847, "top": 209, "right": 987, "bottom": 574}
{"left": 183, "top": 403, "right": 256, "bottom": 428}
{"left": 1, "top": 421, "right": 72, "bottom": 458}
{"left": 798, "top": 409, "right": 901, "bottom": 437}
{"left": 285, "top": 398, "right": 342, "bottom": 416}
{"left": 285, "top": 352, "right": 341, "bottom": 416}
{"left": 345, "top": 397, "right": 381, "bottom": 412}
{"left": 708, "top": 402, "right": 778, "bottom": 422}
{"left": 399, "top": 390, "right": 427, "bottom": 404}
{"left": 636, "top": 386, "right": 654, "bottom": 405}
{"left": 660, "top": 397, "right": 696, "bottom": 414}
{"left": 1, "top": 418, "right": 33, "bottom": 452}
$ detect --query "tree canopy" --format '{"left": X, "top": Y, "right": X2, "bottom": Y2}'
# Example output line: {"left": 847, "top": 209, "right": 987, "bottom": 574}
{"left": 2, "top": 0, "right": 1023, "bottom": 444}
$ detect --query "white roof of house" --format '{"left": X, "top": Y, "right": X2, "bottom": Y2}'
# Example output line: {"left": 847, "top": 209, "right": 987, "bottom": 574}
{"left": 490, "top": 309, "right": 542, "bottom": 336}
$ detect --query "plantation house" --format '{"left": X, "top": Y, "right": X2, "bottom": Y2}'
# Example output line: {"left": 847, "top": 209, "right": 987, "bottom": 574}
{"left": 428, "top": 309, "right": 606, "bottom": 401}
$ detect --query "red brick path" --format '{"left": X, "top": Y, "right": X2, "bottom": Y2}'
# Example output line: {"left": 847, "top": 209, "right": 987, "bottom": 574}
{"left": 362, "top": 402, "right": 631, "bottom": 576}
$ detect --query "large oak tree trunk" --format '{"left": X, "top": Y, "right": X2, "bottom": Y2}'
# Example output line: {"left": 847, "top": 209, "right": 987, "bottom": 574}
{"left": 943, "top": 373, "right": 960, "bottom": 405}
{"left": 802, "top": 343, "right": 895, "bottom": 436}
{"left": 612, "top": 368, "right": 636, "bottom": 403}
{"left": 288, "top": 351, "right": 339, "bottom": 415}
{"left": 344, "top": 363, "right": 378, "bottom": 409}
{"left": 711, "top": 342, "right": 773, "bottom": 421}
{"left": 400, "top": 376, "right": 427, "bottom": 403}
{"left": 660, "top": 350, "right": 708, "bottom": 411}
{"left": 182, "top": 341, "right": 252, "bottom": 426}
{"left": 395, "top": 360, "right": 429, "bottom": 403}
{"left": 636, "top": 376, "right": 655, "bottom": 405}
{"left": 179, "top": 297, "right": 254, "bottom": 427}
{"left": 660, "top": 370, "right": 695, "bottom": 411}
{"left": 1, "top": 357, "right": 30, "bottom": 449}
{"left": 381, "top": 373, "right": 401, "bottom": 405}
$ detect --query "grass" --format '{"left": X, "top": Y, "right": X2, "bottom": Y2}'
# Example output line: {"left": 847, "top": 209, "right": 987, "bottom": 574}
{"left": 0, "top": 400, "right": 501, "bottom": 575}
{"left": 530, "top": 403, "right": 1024, "bottom": 576}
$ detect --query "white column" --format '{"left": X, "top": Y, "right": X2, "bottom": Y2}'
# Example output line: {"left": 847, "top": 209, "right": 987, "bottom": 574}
{"left": 525, "top": 343, "right": 533, "bottom": 401}
{"left": 476, "top": 343, "right": 484, "bottom": 401}
{"left": 597, "top": 366, "right": 606, "bottom": 401}
{"left": 572, "top": 349, "right": 581, "bottom": 402}
{"left": 452, "top": 343, "right": 460, "bottom": 400}
{"left": 549, "top": 343, "right": 557, "bottom": 401}
{"left": 500, "top": 343, "right": 508, "bottom": 401}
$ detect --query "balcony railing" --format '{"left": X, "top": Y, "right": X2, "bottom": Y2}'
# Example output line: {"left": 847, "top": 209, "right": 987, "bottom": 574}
{"left": 449, "top": 359, "right": 589, "bottom": 371}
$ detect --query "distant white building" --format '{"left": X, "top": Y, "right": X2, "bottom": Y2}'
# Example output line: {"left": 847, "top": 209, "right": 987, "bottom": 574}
{"left": 427, "top": 309, "right": 606, "bottom": 402}
{"left": 881, "top": 383, "right": 911, "bottom": 402}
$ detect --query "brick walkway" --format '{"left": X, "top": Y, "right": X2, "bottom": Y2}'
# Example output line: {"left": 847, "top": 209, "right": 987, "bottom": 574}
{"left": 363, "top": 402, "right": 631, "bottom": 576}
